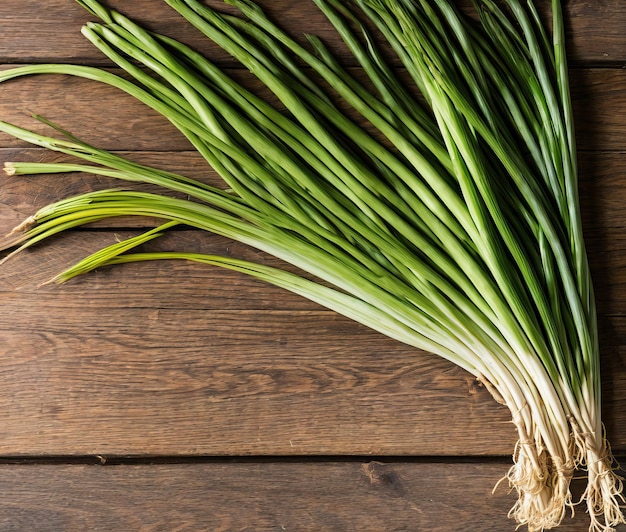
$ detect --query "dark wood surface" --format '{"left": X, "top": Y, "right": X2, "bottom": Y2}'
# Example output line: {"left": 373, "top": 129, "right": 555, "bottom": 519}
{"left": 0, "top": 461, "right": 596, "bottom": 531}
{"left": 0, "top": 1, "right": 624, "bottom": 530}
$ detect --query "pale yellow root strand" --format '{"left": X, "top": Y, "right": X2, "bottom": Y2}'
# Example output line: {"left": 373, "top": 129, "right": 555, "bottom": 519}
{"left": 502, "top": 437, "right": 575, "bottom": 531}
{"left": 581, "top": 442, "right": 626, "bottom": 532}
{"left": 504, "top": 420, "right": 626, "bottom": 532}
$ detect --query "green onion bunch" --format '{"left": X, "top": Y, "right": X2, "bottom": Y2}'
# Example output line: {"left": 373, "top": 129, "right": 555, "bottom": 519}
{"left": 1, "top": 1, "right": 624, "bottom": 529}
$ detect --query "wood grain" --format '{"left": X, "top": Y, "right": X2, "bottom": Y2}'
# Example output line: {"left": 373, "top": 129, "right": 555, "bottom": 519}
{"left": 3, "top": 164, "right": 626, "bottom": 319}
{"left": 0, "top": 232, "right": 625, "bottom": 456}
{"left": 0, "top": 223, "right": 624, "bottom": 315}
{"left": 0, "top": 461, "right": 543, "bottom": 531}
{"left": 0, "top": 264, "right": 517, "bottom": 455}
{"left": 1, "top": 67, "right": 626, "bottom": 152}
{"left": 0, "top": 297, "right": 623, "bottom": 456}
{"left": 1, "top": 148, "right": 626, "bottom": 230}
{"left": 1, "top": 1, "right": 625, "bottom": 65}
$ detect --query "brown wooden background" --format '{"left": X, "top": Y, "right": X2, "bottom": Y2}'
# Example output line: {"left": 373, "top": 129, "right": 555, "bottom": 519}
{"left": 0, "top": 1, "right": 624, "bottom": 530}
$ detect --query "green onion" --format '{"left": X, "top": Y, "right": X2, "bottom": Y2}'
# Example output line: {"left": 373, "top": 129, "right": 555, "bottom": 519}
{"left": 1, "top": 1, "right": 623, "bottom": 530}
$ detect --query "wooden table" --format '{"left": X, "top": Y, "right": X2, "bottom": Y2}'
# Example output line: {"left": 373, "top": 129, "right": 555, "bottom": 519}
{"left": 0, "top": 1, "right": 624, "bottom": 530}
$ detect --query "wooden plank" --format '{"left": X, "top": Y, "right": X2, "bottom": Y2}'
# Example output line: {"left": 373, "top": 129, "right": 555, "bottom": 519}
{"left": 2, "top": 147, "right": 625, "bottom": 232}
{"left": 0, "top": 230, "right": 624, "bottom": 456}
{"left": 0, "top": 288, "right": 518, "bottom": 455}
{"left": 0, "top": 1, "right": 624, "bottom": 65}
{"left": 593, "top": 230, "right": 626, "bottom": 318}
{"left": 571, "top": 69, "right": 626, "bottom": 153}
{"left": 0, "top": 460, "right": 604, "bottom": 531}
{"left": 0, "top": 223, "right": 623, "bottom": 314}
{"left": 0, "top": 69, "right": 192, "bottom": 152}
{"left": 1, "top": 67, "right": 625, "bottom": 152}
{"left": 579, "top": 152, "right": 626, "bottom": 231}
{"left": 0, "top": 143, "right": 626, "bottom": 316}
{"left": 0, "top": 149, "right": 221, "bottom": 232}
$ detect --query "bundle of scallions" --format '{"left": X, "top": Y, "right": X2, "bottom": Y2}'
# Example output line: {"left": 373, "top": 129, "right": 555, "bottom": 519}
{"left": 0, "top": 0, "right": 624, "bottom": 529}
